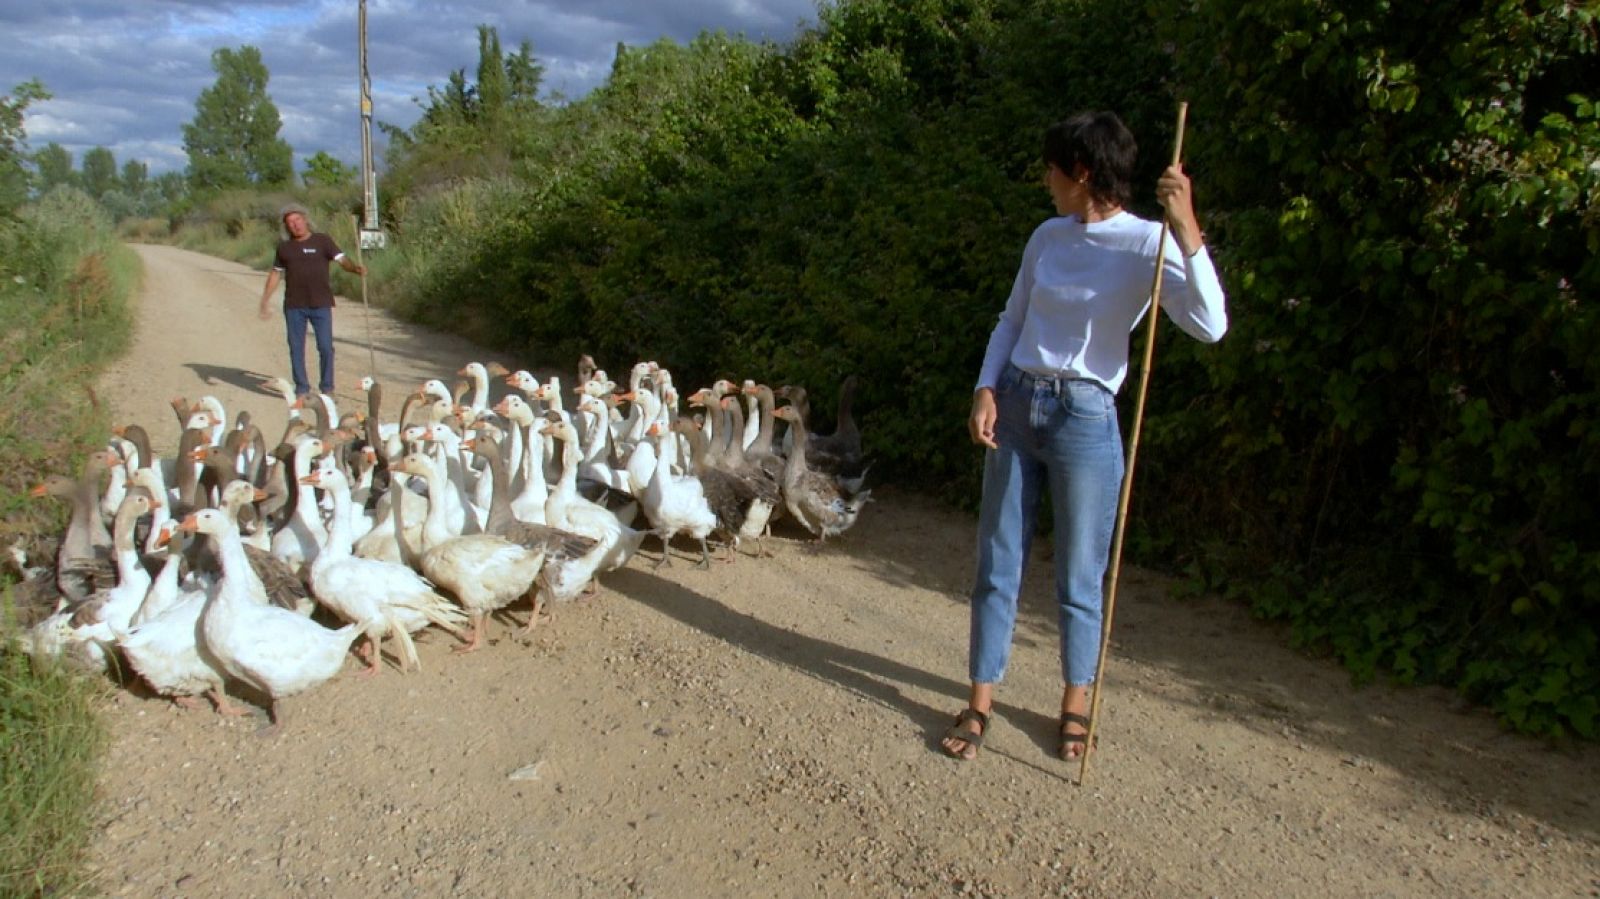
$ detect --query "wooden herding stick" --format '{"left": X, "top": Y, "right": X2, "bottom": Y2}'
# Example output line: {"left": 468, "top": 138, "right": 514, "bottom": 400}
{"left": 1078, "top": 101, "right": 1189, "bottom": 785}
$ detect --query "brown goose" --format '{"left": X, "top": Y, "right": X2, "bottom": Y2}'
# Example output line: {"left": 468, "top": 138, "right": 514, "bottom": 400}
{"left": 32, "top": 449, "right": 118, "bottom": 601}
{"left": 718, "top": 395, "right": 782, "bottom": 556}
{"left": 775, "top": 381, "right": 871, "bottom": 494}
{"left": 773, "top": 405, "right": 872, "bottom": 543}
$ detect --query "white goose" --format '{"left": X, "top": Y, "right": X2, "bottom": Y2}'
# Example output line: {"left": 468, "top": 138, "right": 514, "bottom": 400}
{"left": 541, "top": 417, "right": 645, "bottom": 580}
{"left": 639, "top": 423, "right": 717, "bottom": 568}
{"left": 392, "top": 453, "right": 546, "bottom": 651}
{"left": 494, "top": 395, "right": 550, "bottom": 524}
{"left": 270, "top": 435, "right": 329, "bottom": 574}
{"left": 301, "top": 466, "right": 467, "bottom": 675}
{"left": 189, "top": 508, "right": 360, "bottom": 733}
{"left": 116, "top": 521, "right": 243, "bottom": 716}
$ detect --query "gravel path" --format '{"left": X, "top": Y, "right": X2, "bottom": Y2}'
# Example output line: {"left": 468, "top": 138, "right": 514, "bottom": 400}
{"left": 86, "top": 244, "right": 1599, "bottom": 897}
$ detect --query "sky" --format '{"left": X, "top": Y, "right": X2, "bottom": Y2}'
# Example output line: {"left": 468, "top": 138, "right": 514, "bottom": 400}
{"left": 0, "top": 0, "right": 821, "bottom": 178}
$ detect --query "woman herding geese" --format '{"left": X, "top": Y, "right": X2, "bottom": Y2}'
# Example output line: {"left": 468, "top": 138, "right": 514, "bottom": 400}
{"left": 943, "top": 111, "right": 1228, "bottom": 762}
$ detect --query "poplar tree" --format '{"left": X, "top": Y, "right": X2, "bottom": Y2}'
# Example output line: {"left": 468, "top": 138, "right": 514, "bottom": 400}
{"left": 120, "top": 159, "right": 148, "bottom": 195}
{"left": 182, "top": 46, "right": 293, "bottom": 192}
{"left": 33, "top": 142, "right": 74, "bottom": 191}
{"left": 475, "top": 26, "right": 508, "bottom": 120}
{"left": 80, "top": 146, "right": 117, "bottom": 199}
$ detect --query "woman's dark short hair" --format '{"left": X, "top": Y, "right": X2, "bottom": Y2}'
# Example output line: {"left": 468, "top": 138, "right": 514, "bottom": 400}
{"left": 1042, "top": 112, "right": 1137, "bottom": 209}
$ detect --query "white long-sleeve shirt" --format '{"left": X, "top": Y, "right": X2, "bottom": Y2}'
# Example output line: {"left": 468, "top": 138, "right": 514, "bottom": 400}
{"left": 976, "top": 211, "right": 1228, "bottom": 394}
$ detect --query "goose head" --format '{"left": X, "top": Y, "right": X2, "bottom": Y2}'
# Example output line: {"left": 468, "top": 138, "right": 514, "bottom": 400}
{"left": 177, "top": 508, "right": 230, "bottom": 537}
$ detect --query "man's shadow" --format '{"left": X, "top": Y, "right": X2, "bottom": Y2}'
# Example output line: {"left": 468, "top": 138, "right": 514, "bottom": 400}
{"left": 183, "top": 363, "right": 282, "bottom": 398}
{"left": 606, "top": 567, "right": 1067, "bottom": 773}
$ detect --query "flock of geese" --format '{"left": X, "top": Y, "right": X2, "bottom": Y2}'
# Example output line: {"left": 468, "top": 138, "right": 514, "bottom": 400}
{"left": 11, "top": 358, "right": 871, "bottom": 731}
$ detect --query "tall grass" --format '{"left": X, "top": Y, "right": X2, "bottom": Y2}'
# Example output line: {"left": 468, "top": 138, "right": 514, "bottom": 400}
{"left": 0, "top": 622, "right": 108, "bottom": 897}
{"left": 0, "top": 185, "right": 135, "bottom": 896}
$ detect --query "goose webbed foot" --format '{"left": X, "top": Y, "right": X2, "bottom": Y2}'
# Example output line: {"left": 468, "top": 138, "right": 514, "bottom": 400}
{"left": 695, "top": 539, "right": 712, "bottom": 570}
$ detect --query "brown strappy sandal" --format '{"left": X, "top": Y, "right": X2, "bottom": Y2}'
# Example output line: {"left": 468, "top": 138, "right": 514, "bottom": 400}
{"left": 941, "top": 708, "right": 990, "bottom": 760}
{"left": 1058, "top": 712, "right": 1096, "bottom": 760}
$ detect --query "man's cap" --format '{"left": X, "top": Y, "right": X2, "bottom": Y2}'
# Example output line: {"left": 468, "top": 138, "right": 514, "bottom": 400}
{"left": 278, "top": 203, "right": 310, "bottom": 223}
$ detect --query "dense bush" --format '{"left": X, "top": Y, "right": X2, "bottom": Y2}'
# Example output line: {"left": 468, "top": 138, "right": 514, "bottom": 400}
{"left": 0, "top": 184, "right": 129, "bottom": 894}
{"left": 373, "top": 0, "right": 1596, "bottom": 735}
{"left": 1152, "top": 0, "right": 1599, "bottom": 736}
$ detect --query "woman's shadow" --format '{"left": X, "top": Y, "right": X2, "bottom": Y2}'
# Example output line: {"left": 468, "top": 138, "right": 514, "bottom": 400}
{"left": 606, "top": 567, "right": 1068, "bottom": 775}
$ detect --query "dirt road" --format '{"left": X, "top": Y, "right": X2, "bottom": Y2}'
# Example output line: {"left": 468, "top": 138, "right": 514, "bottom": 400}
{"left": 86, "top": 244, "right": 1598, "bottom": 897}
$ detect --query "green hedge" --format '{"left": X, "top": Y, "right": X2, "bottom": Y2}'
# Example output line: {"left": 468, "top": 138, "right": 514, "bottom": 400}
{"left": 1152, "top": 0, "right": 1599, "bottom": 736}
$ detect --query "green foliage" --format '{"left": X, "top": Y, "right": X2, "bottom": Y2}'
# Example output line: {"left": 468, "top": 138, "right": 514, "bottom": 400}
{"left": 120, "top": 158, "right": 148, "bottom": 196}
{"left": 0, "top": 189, "right": 135, "bottom": 472}
{"left": 0, "top": 186, "right": 127, "bottom": 894}
{"left": 182, "top": 46, "right": 294, "bottom": 193}
{"left": 0, "top": 639, "right": 108, "bottom": 898}
{"left": 378, "top": 24, "right": 547, "bottom": 201}
{"left": 32, "top": 142, "right": 74, "bottom": 194}
{"left": 475, "top": 25, "right": 510, "bottom": 119}
{"left": 302, "top": 150, "right": 356, "bottom": 188}
{"left": 0, "top": 80, "right": 50, "bottom": 216}
{"left": 79, "top": 146, "right": 117, "bottom": 200}
{"left": 366, "top": 0, "right": 1598, "bottom": 736}
{"left": 1152, "top": 0, "right": 1599, "bottom": 736}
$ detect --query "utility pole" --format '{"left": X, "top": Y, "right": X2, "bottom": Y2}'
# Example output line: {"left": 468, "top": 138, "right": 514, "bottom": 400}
{"left": 358, "top": 0, "right": 385, "bottom": 250}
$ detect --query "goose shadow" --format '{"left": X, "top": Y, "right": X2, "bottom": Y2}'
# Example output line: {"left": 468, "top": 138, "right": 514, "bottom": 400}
{"left": 181, "top": 363, "right": 283, "bottom": 398}
{"left": 605, "top": 567, "right": 1068, "bottom": 773}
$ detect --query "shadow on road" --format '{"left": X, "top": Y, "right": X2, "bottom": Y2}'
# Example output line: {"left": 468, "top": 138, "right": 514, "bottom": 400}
{"left": 181, "top": 363, "right": 283, "bottom": 398}
{"left": 607, "top": 566, "right": 1068, "bottom": 774}
{"left": 829, "top": 487, "right": 1600, "bottom": 838}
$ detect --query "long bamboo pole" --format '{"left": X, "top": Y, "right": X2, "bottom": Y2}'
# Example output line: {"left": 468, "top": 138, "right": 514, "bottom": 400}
{"left": 1077, "top": 101, "right": 1188, "bottom": 786}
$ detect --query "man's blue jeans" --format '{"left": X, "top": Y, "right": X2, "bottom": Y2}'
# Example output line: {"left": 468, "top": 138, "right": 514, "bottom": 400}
{"left": 969, "top": 363, "right": 1124, "bottom": 686}
{"left": 285, "top": 306, "right": 334, "bottom": 396}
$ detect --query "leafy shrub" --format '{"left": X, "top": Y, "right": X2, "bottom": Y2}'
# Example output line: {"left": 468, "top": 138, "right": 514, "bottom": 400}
{"left": 0, "top": 183, "right": 129, "bottom": 895}
{"left": 1156, "top": 0, "right": 1599, "bottom": 736}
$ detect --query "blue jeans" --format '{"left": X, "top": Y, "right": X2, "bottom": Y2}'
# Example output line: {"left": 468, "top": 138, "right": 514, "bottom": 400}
{"left": 970, "top": 363, "right": 1124, "bottom": 686}
{"left": 285, "top": 306, "right": 334, "bottom": 396}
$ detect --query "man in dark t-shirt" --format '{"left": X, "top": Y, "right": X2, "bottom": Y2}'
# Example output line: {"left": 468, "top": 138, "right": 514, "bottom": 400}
{"left": 257, "top": 204, "right": 366, "bottom": 397}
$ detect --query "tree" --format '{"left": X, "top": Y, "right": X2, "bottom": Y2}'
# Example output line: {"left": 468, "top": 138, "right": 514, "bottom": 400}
{"left": 301, "top": 150, "right": 355, "bottom": 188}
{"left": 0, "top": 79, "right": 50, "bottom": 214}
{"left": 182, "top": 46, "right": 293, "bottom": 192}
{"left": 120, "top": 159, "right": 148, "bottom": 195}
{"left": 33, "top": 142, "right": 74, "bottom": 192}
{"left": 506, "top": 40, "right": 545, "bottom": 110}
{"left": 152, "top": 171, "right": 189, "bottom": 212}
{"left": 80, "top": 146, "right": 117, "bottom": 199}
{"left": 475, "top": 26, "right": 509, "bottom": 121}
